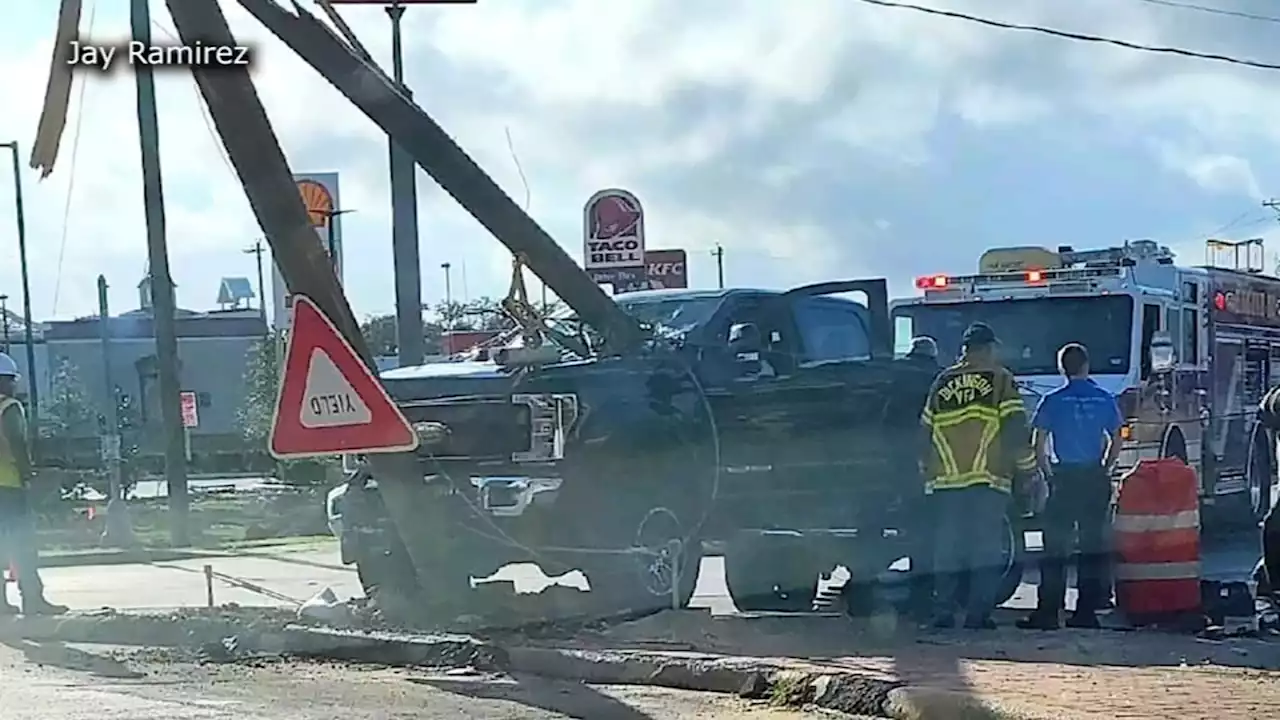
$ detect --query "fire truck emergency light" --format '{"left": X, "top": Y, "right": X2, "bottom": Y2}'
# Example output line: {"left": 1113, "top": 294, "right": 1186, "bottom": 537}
{"left": 916, "top": 275, "right": 948, "bottom": 289}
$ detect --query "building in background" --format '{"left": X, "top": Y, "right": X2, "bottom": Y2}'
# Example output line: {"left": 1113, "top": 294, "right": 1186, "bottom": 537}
{"left": 272, "top": 172, "right": 344, "bottom": 330}
{"left": 42, "top": 273, "right": 268, "bottom": 468}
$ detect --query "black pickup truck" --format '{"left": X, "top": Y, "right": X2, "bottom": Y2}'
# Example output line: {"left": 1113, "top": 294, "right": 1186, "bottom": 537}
{"left": 329, "top": 280, "right": 1027, "bottom": 619}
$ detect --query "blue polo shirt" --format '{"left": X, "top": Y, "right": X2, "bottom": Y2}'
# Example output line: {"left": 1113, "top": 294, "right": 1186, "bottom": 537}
{"left": 1031, "top": 378, "right": 1123, "bottom": 466}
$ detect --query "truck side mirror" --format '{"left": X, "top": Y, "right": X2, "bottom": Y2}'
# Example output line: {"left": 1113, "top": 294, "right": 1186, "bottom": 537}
{"left": 1149, "top": 330, "right": 1176, "bottom": 375}
{"left": 728, "top": 322, "right": 762, "bottom": 359}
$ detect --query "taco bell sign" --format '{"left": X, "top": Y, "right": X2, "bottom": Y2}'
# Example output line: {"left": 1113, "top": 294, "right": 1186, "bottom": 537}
{"left": 583, "top": 189, "right": 645, "bottom": 271}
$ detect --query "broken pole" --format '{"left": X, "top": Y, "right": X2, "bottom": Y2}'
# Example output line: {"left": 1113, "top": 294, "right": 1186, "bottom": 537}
{"left": 233, "top": 0, "right": 645, "bottom": 354}
{"left": 163, "top": 0, "right": 460, "bottom": 614}
{"left": 132, "top": 0, "right": 188, "bottom": 545}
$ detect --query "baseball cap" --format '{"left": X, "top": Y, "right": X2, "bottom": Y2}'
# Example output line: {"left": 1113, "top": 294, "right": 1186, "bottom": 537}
{"left": 961, "top": 322, "right": 998, "bottom": 347}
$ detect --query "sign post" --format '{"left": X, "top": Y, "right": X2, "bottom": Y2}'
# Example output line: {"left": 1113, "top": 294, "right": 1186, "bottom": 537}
{"left": 180, "top": 391, "right": 198, "bottom": 462}
{"left": 268, "top": 295, "right": 419, "bottom": 458}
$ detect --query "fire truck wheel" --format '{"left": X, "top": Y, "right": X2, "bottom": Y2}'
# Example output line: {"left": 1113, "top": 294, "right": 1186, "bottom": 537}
{"left": 1248, "top": 430, "right": 1275, "bottom": 523}
{"left": 724, "top": 532, "right": 820, "bottom": 612}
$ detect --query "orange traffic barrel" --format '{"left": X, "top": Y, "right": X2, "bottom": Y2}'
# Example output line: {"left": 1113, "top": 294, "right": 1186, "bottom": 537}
{"left": 1114, "top": 458, "right": 1203, "bottom": 623}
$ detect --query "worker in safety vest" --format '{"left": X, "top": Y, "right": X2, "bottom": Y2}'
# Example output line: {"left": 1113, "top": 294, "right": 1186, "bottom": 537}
{"left": 920, "top": 323, "right": 1036, "bottom": 629}
{"left": 0, "top": 354, "right": 67, "bottom": 615}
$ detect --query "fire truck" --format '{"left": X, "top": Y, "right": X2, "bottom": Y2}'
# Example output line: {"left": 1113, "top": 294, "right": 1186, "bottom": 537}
{"left": 892, "top": 239, "right": 1280, "bottom": 525}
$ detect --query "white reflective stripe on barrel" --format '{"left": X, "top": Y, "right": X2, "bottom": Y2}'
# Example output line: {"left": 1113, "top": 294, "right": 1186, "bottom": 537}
{"left": 1114, "top": 561, "right": 1201, "bottom": 581}
{"left": 1112, "top": 509, "right": 1200, "bottom": 533}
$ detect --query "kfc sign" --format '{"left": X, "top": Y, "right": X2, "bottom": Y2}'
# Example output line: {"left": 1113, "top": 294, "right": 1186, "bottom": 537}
{"left": 583, "top": 189, "right": 645, "bottom": 270}
{"left": 644, "top": 249, "right": 688, "bottom": 289}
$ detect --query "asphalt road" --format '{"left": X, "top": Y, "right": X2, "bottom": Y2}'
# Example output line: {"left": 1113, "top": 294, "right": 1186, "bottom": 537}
{"left": 14, "top": 529, "right": 1265, "bottom": 615}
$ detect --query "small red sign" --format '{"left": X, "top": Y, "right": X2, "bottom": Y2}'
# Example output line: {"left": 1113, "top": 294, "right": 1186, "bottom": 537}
{"left": 268, "top": 295, "right": 418, "bottom": 459}
{"left": 179, "top": 391, "right": 199, "bottom": 428}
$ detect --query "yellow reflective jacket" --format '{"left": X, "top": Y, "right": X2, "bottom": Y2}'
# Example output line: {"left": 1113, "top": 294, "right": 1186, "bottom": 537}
{"left": 920, "top": 358, "right": 1036, "bottom": 493}
{"left": 0, "top": 396, "right": 24, "bottom": 488}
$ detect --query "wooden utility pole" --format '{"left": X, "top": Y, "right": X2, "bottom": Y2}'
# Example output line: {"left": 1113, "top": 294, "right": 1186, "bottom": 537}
{"left": 244, "top": 241, "right": 268, "bottom": 331}
{"left": 711, "top": 244, "right": 725, "bottom": 289}
{"left": 132, "top": 0, "right": 188, "bottom": 544}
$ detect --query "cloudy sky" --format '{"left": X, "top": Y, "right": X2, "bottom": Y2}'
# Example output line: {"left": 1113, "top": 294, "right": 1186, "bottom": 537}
{"left": 0, "top": 0, "right": 1278, "bottom": 325}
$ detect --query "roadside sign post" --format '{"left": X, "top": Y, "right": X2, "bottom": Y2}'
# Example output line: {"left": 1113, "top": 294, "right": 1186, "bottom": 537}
{"left": 180, "top": 391, "right": 199, "bottom": 462}
{"left": 268, "top": 295, "right": 419, "bottom": 458}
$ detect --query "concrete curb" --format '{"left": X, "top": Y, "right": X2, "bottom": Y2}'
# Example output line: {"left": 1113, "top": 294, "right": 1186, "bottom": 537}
{"left": 39, "top": 538, "right": 334, "bottom": 568}
{"left": 39, "top": 548, "right": 215, "bottom": 568}
{"left": 7, "top": 614, "right": 1040, "bottom": 720}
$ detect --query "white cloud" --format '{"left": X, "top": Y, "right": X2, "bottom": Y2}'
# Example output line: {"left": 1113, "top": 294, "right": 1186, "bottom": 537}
{"left": 0, "top": 0, "right": 1277, "bottom": 329}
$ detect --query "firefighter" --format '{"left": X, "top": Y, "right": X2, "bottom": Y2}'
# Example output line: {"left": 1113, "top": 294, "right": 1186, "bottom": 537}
{"left": 920, "top": 322, "right": 1037, "bottom": 629}
{"left": 0, "top": 353, "right": 67, "bottom": 615}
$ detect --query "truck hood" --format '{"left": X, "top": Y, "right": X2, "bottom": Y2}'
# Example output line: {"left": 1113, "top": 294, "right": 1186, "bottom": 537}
{"left": 380, "top": 361, "right": 507, "bottom": 382}
{"left": 1014, "top": 374, "right": 1130, "bottom": 413}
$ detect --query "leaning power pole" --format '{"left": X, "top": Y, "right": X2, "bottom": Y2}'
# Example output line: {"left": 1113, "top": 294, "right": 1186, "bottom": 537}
{"left": 132, "top": 0, "right": 188, "bottom": 544}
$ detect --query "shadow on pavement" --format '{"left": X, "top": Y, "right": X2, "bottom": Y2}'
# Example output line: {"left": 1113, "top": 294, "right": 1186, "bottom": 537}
{"left": 411, "top": 674, "right": 655, "bottom": 720}
{"left": 0, "top": 636, "right": 144, "bottom": 679}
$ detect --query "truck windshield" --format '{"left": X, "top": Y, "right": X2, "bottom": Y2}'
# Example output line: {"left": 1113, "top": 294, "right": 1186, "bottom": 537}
{"left": 893, "top": 296, "right": 1134, "bottom": 375}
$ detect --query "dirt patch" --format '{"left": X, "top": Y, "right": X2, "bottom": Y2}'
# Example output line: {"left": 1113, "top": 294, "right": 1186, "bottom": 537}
{"left": 554, "top": 609, "right": 1280, "bottom": 718}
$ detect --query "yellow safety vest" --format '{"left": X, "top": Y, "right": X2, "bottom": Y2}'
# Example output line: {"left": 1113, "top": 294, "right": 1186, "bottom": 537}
{"left": 0, "top": 396, "right": 24, "bottom": 488}
{"left": 920, "top": 360, "right": 1036, "bottom": 494}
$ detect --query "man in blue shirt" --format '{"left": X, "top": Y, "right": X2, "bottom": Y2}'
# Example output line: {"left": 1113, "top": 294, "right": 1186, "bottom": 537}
{"left": 1017, "top": 343, "right": 1123, "bottom": 630}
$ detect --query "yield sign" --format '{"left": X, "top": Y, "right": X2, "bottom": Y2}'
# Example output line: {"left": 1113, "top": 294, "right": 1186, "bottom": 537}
{"left": 268, "top": 295, "right": 419, "bottom": 459}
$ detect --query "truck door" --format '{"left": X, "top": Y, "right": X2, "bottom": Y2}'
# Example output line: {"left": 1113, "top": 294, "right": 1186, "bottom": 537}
{"left": 696, "top": 293, "right": 811, "bottom": 532}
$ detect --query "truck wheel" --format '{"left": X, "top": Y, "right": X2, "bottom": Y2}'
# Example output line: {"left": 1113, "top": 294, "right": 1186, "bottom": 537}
{"left": 1248, "top": 429, "right": 1274, "bottom": 524}
{"left": 724, "top": 533, "right": 819, "bottom": 612}
{"left": 954, "top": 512, "right": 1025, "bottom": 609}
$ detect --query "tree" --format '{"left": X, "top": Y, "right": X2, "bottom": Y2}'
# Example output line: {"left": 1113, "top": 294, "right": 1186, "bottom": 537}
{"left": 237, "top": 334, "right": 335, "bottom": 485}
{"left": 41, "top": 357, "right": 94, "bottom": 440}
{"left": 237, "top": 335, "right": 280, "bottom": 445}
{"left": 361, "top": 314, "right": 399, "bottom": 356}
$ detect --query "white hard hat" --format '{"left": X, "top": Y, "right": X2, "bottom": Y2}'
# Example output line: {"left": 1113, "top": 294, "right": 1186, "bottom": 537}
{"left": 0, "top": 353, "right": 17, "bottom": 378}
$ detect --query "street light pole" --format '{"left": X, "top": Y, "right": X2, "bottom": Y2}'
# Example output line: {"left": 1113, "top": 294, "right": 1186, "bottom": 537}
{"left": 386, "top": 0, "right": 425, "bottom": 368}
{"left": 324, "top": 208, "right": 355, "bottom": 278}
{"left": 0, "top": 295, "right": 9, "bottom": 352}
{"left": 441, "top": 262, "right": 453, "bottom": 330}
{"left": 0, "top": 141, "right": 39, "bottom": 448}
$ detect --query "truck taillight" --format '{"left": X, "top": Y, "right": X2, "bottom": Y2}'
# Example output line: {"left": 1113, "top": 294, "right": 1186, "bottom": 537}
{"left": 916, "top": 274, "right": 948, "bottom": 289}
{"left": 1026, "top": 270, "right": 1044, "bottom": 283}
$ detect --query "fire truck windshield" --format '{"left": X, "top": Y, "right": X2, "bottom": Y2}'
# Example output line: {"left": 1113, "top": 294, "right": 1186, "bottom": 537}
{"left": 893, "top": 295, "right": 1134, "bottom": 375}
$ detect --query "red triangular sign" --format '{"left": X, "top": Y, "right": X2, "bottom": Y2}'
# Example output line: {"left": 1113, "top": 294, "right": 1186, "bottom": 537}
{"left": 268, "top": 295, "right": 418, "bottom": 459}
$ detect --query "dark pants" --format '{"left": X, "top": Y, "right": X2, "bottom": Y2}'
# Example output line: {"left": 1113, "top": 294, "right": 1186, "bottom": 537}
{"left": 932, "top": 485, "right": 1007, "bottom": 622}
{"left": 0, "top": 488, "right": 44, "bottom": 603}
{"left": 1038, "top": 464, "right": 1111, "bottom": 615}
{"left": 906, "top": 495, "right": 936, "bottom": 619}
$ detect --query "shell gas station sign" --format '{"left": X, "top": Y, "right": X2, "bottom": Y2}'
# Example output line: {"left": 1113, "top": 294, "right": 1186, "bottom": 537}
{"left": 272, "top": 173, "right": 344, "bottom": 330}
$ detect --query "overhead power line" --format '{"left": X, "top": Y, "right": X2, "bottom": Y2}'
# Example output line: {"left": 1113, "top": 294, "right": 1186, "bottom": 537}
{"left": 1134, "top": 0, "right": 1280, "bottom": 25}
{"left": 855, "top": 0, "right": 1280, "bottom": 72}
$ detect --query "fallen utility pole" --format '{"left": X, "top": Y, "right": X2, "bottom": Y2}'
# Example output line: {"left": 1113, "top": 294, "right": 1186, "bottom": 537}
{"left": 132, "top": 0, "right": 188, "bottom": 544}
{"left": 161, "top": 0, "right": 452, "bottom": 609}
{"left": 233, "top": 0, "right": 646, "bottom": 354}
